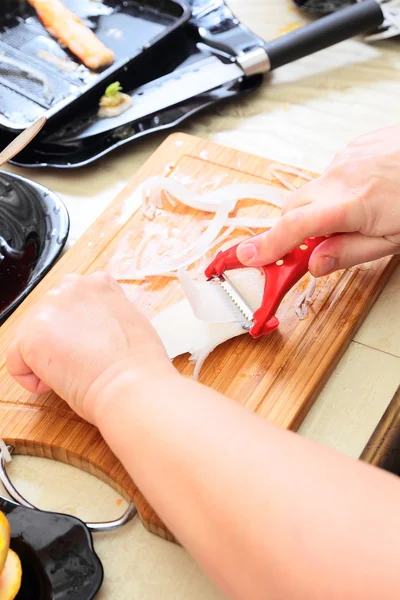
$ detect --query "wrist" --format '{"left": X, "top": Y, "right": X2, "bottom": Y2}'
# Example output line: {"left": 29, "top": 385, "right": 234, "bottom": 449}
{"left": 85, "top": 352, "right": 178, "bottom": 428}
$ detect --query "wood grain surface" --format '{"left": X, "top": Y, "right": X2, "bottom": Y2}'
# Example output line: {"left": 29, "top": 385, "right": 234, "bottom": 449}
{"left": 0, "top": 133, "right": 397, "bottom": 540}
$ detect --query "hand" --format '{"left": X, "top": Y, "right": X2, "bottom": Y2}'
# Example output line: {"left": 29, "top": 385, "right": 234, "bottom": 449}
{"left": 6, "top": 273, "right": 172, "bottom": 424}
{"left": 237, "top": 125, "right": 400, "bottom": 276}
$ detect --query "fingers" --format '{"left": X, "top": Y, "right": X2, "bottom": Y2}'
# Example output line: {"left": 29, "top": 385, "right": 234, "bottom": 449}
{"left": 6, "top": 339, "right": 52, "bottom": 394}
{"left": 281, "top": 183, "right": 315, "bottom": 215}
{"left": 237, "top": 200, "right": 362, "bottom": 267}
{"left": 309, "top": 233, "right": 400, "bottom": 277}
{"left": 6, "top": 272, "right": 127, "bottom": 400}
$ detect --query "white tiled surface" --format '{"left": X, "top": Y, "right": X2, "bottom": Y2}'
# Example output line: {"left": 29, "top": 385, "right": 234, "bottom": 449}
{"left": 2, "top": 0, "right": 400, "bottom": 598}
{"left": 298, "top": 342, "right": 400, "bottom": 458}
{"left": 354, "top": 265, "right": 400, "bottom": 358}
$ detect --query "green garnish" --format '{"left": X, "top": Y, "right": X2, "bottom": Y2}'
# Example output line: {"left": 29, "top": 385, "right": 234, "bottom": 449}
{"left": 105, "top": 82, "right": 122, "bottom": 97}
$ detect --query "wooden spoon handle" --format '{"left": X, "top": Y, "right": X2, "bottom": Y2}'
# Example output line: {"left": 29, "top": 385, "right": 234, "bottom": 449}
{"left": 0, "top": 117, "right": 47, "bottom": 168}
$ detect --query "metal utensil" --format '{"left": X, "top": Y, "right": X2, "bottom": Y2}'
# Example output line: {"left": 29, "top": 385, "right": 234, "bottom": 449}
{"left": 205, "top": 236, "right": 328, "bottom": 338}
{"left": 51, "top": 0, "right": 384, "bottom": 143}
{"left": 197, "top": 0, "right": 384, "bottom": 71}
{"left": 0, "top": 445, "right": 137, "bottom": 533}
{"left": 0, "top": 116, "right": 46, "bottom": 167}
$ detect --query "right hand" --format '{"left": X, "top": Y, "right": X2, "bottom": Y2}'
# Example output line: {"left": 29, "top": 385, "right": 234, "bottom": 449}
{"left": 237, "top": 125, "right": 400, "bottom": 276}
{"left": 6, "top": 272, "right": 174, "bottom": 424}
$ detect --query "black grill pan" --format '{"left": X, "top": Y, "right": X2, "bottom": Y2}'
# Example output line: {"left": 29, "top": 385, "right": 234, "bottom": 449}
{"left": 0, "top": 0, "right": 190, "bottom": 133}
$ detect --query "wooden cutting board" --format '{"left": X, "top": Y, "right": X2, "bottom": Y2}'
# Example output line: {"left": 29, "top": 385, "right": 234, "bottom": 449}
{"left": 0, "top": 133, "right": 397, "bottom": 541}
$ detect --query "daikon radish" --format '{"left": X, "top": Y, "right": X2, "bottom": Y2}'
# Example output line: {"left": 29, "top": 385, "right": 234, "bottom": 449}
{"left": 113, "top": 178, "right": 284, "bottom": 280}
{"left": 114, "top": 172, "right": 320, "bottom": 377}
{"left": 151, "top": 269, "right": 264, "bottom": 378}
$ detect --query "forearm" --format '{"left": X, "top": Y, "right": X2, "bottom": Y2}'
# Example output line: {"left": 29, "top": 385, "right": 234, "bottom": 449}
{"left": 95, "top": 369, "right": 400, "bottom": 600}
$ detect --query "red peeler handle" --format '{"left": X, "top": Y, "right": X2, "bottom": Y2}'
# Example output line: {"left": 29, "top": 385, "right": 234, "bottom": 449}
{"left": 205, "top": 236, "right": 327, "bottom": 338}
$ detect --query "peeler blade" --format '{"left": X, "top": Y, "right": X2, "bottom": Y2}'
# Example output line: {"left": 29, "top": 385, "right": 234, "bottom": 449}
{"left": 213, "top": 274, "right": 254, "bottom": 331}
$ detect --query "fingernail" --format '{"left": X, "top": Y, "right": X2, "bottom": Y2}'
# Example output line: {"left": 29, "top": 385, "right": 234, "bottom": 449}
{"left": 315, "top": 256, "right": 337, "bottom": 276}
{"left": 237, "top": 242, "right": 257, "bottom": 264}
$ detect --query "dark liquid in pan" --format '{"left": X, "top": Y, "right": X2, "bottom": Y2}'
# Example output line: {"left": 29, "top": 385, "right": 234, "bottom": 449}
{"left": 0, "top": 236, "right": 38, "bottom": 311}
{"left": 0, "top": 172, "right": 69, "bottom": 325}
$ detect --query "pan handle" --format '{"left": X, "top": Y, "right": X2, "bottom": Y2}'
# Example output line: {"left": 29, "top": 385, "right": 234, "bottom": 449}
{"left": 264, "top": 0, "right": 384, "bottom": 71}
{"left": 0, "top": 445, "right": 136, "bottom": 533}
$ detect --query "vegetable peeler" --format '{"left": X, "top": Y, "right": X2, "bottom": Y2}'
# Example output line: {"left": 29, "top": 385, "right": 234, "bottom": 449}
{"left": 205, "top": 236, "right": 327, "bottom": 338}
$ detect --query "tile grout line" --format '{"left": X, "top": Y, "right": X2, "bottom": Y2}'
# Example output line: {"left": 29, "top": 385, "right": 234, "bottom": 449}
{"left": 352, "top": 339, "right": 400, "bottom": 361}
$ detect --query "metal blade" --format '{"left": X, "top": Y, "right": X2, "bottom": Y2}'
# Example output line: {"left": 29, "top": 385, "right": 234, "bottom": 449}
{"left": 127, "top": 57, "right": 244, "bottom": 119}
{"left": 213, "top": 274, "right": 254, "bottom": 331}
{"left": 58, "top": 56, "right": 244, "bottom": 141}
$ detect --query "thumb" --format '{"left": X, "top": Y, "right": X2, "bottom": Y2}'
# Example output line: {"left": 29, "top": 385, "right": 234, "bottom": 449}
{"left": 309, "top": 233, "right": 400, "bottom": 277}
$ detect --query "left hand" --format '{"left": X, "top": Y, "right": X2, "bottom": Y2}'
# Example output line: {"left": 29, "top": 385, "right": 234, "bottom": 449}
{"left": 7, "top": 272, "right": 172, "bottom": 423}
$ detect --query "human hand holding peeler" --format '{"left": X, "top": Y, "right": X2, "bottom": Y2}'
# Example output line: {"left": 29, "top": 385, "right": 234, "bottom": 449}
{"left": 205, "top": 235, "right": 329, "bottom": 338}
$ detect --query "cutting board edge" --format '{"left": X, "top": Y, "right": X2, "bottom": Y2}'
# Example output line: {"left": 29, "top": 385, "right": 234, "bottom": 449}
{"left": 0, "top": 409, "right": 176, "bottom": 541}
{"left": 289, "top": 255, "right": 399, "bottom": 431}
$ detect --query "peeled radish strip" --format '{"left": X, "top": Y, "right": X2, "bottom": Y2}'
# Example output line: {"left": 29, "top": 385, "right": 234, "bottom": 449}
{"left": 145, "top": 225, "right": 255, "bottom": 281}
{"left": 177, "top": 270, "right": 238, "bottom": 323}
{"left": 140, "top": 176, "right": 287, "bottom": 215}
{"left": 208, "top": 227, "right": 236, "bottom": 251}
{"left": 294, "top": 276, "right": 317, "bottom": 320}
{"left": 146, "top": 228, "right": 256, "bottom": 281}
{"left": 0, "top": 439, "right": 11, "bottom": 463}
{"left": 114, "top": 171, "right": 319, "bottom": 377}
{"left": 119, "top": 176, "right": 285, "bottom": 225}
{"left": 114, "top": 204, "right": 232, "bottom": 280}
{"left": 151, "top": 269, "right": 265, "bottom": 377}
{"left": 112, "top": 178, "right": 285, "bottom": 280}
{"left": 193, "top": 350, "right": 213, "bottom": 381}
{"left": 305, "top": 276, "right": 317, "bottom": 302}
{"left": 151, "top": 299, "right": 244, "bottom": 362}
{"left": 269, "top": 163, "right": 314, "bottom": 191}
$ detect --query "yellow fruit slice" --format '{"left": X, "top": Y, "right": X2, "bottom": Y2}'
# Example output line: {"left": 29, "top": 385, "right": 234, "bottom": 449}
{"left": 0, "top": 514, "right": 10, "bottom": 575}
{"left": 0, "top": 550, "right": 22, "bottom": 600}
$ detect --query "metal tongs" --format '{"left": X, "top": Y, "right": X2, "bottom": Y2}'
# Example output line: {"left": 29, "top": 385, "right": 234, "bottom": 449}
{"left": 365, "top": 0, "right": 400, "bottom": 39}
{"left": 205, "top": 235, "right": 327, "bottom": 338}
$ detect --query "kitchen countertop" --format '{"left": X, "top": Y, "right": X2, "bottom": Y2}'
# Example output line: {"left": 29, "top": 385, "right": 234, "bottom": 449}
{"left": 2, "top": 1, "right": 400, "bottom": 598}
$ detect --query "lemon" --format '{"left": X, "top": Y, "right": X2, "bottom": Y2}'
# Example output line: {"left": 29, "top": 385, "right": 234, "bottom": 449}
{"left": 0, "top": 550, "right": 22, "bottom": 600}
{"left": 0, "top": 514, "right": 10, "bottom": 576}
